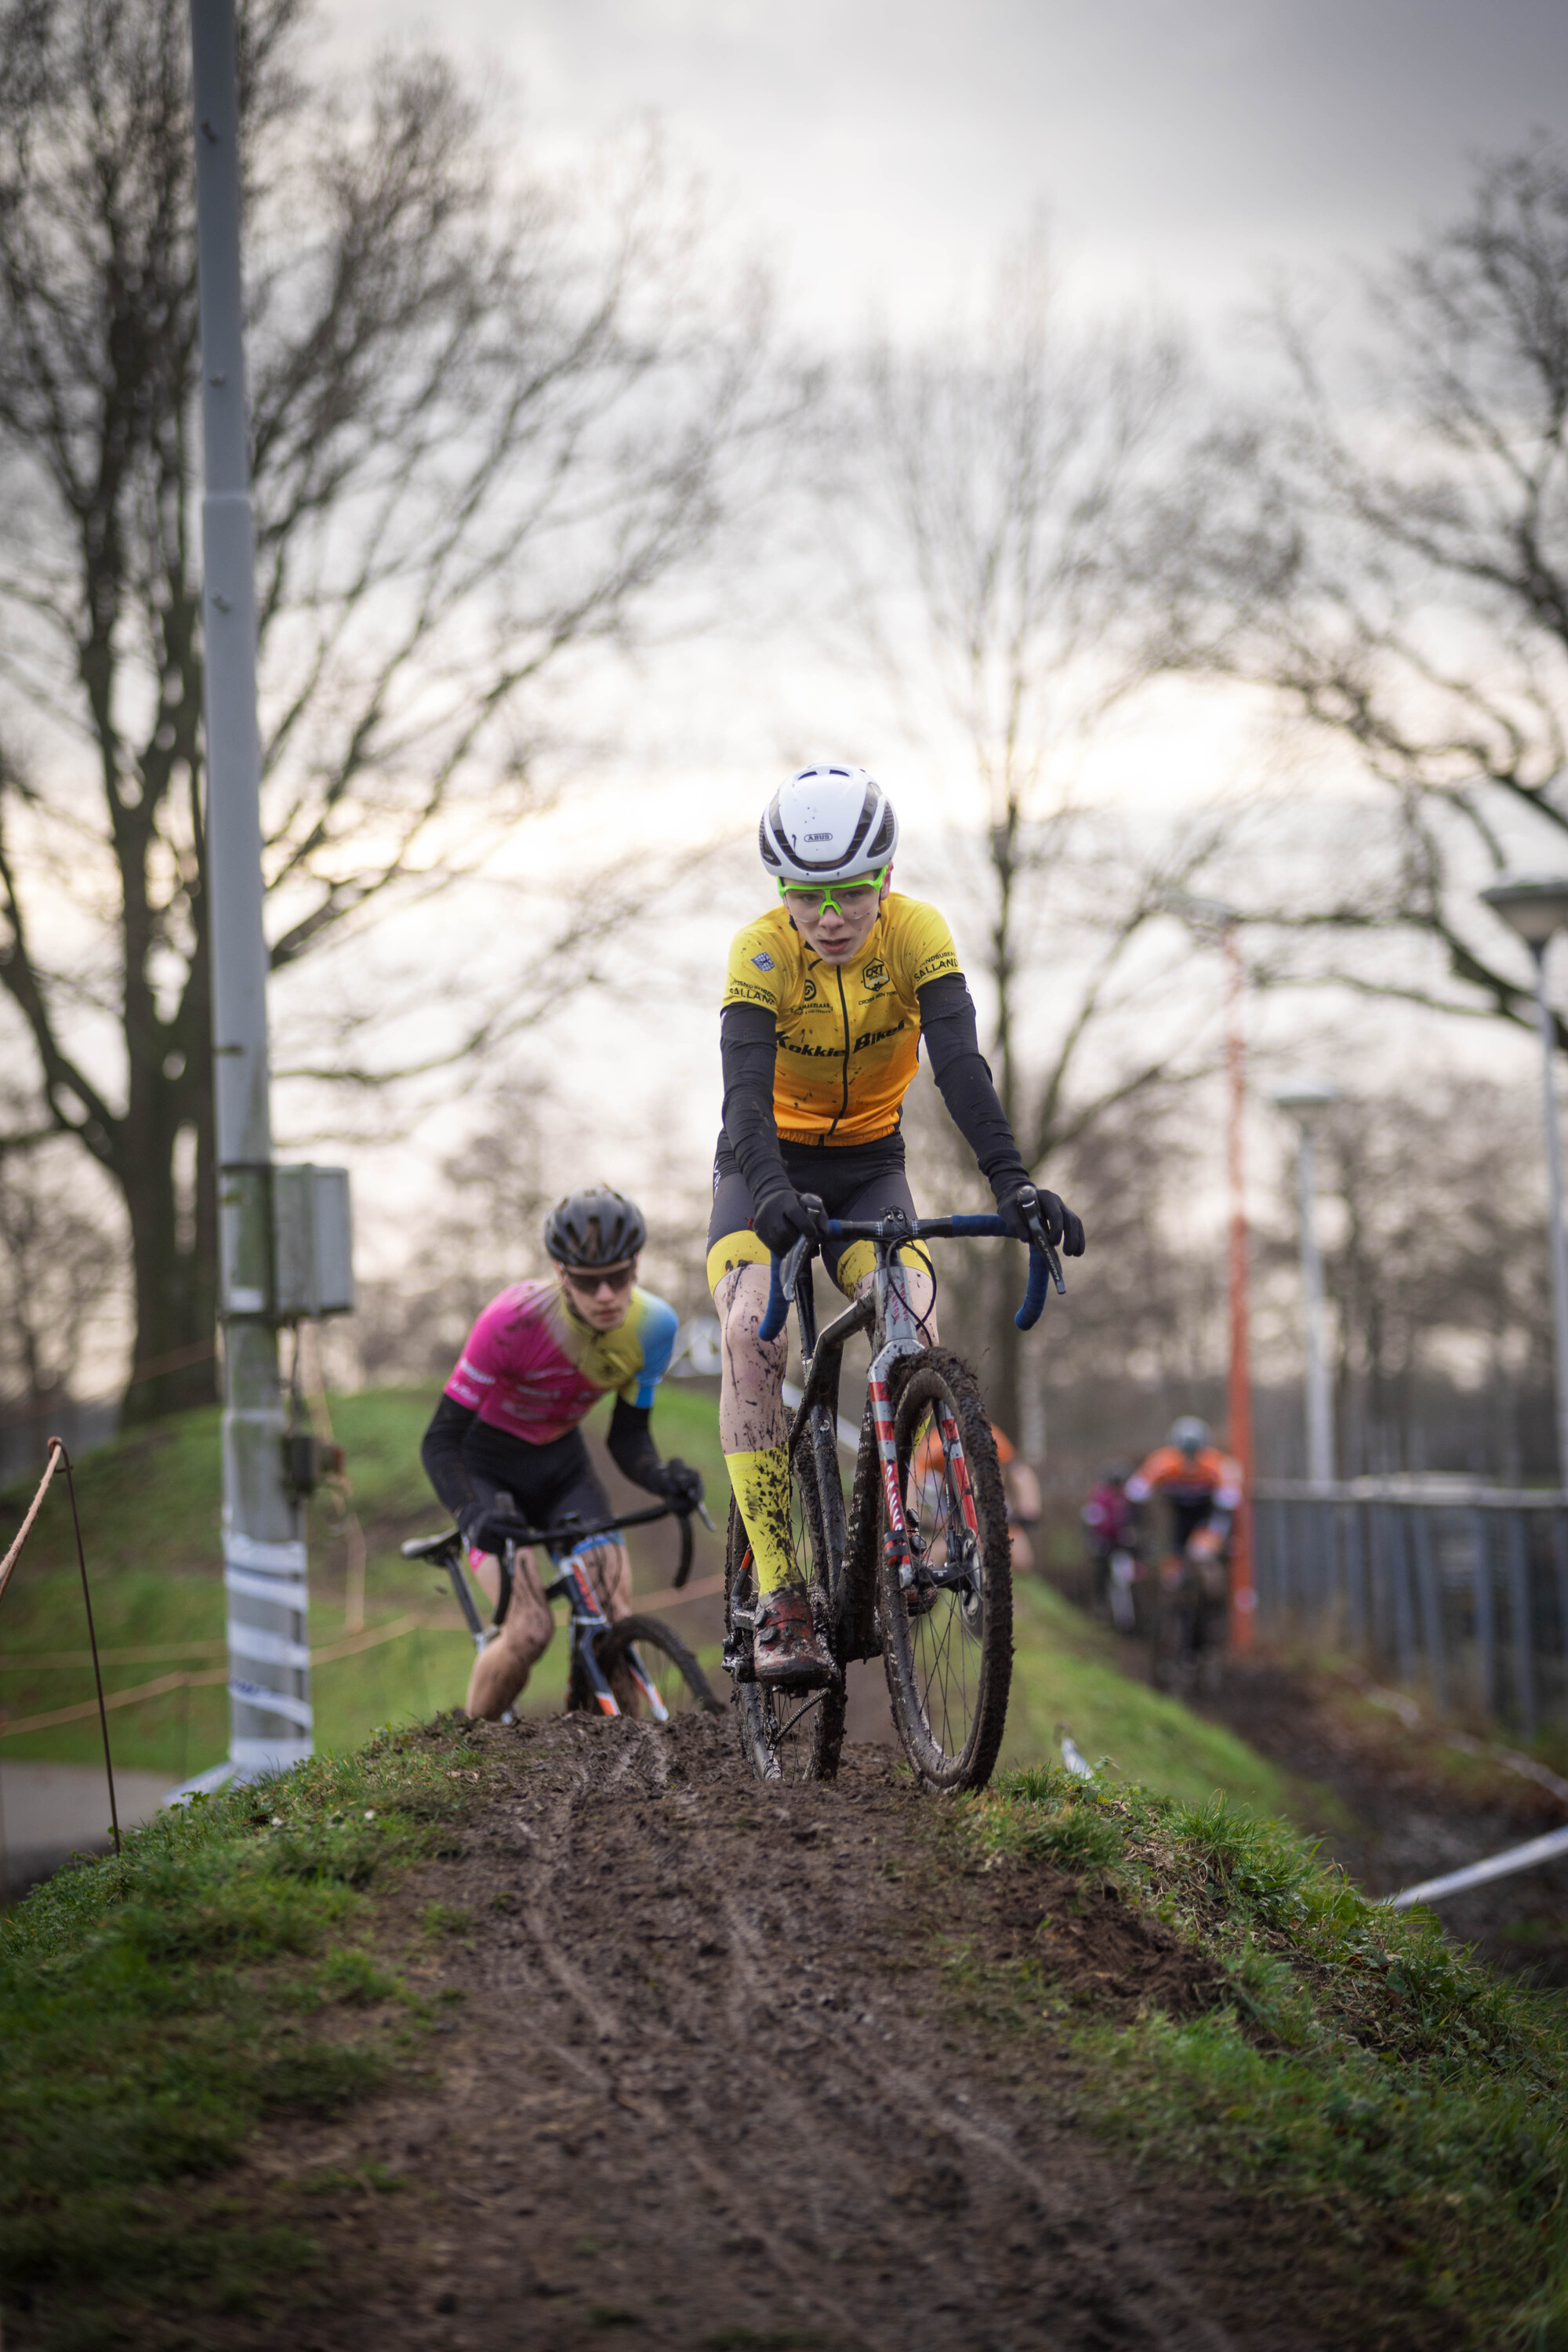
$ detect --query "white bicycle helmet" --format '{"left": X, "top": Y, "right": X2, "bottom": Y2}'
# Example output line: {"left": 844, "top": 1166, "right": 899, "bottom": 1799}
{"left": 759, "top": 765, "right": 898, "bottom": 886}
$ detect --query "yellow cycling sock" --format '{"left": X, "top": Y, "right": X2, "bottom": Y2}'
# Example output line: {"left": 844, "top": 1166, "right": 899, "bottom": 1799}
{"left": 726, "top": 1446, "right": 799, "bottom": 1595}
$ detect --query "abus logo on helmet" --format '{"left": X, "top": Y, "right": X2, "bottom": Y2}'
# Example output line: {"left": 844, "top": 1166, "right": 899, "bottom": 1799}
{"left": 804, "top": 832, "right": 833, "bottom": 841}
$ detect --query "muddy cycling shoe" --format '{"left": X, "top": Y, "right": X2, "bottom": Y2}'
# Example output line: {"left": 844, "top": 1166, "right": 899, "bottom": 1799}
{"left": 752, "top": 1585, "right": 833, "bottom": 1689}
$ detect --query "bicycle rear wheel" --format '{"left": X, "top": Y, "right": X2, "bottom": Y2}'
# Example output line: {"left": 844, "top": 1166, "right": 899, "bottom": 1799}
{"left": 880, "top": 1349, "right": 1012, "bottom": 1793}
{"left": 726, "top": 1432, "right": 846, "bottom": 1784}
{"left": 594, "top": 1615, "right": 721, "bottom": 1719}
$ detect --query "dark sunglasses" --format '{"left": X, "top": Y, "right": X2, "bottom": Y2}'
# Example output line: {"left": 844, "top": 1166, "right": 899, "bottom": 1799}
{"left": 560, "top": 1261, "right": 637, "bottom": 1294}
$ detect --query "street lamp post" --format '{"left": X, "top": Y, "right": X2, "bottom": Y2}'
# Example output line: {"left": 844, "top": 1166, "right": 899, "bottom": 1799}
{"left": 1164, "top": 892, "right": 1257, "bottom": 1653}
{"left": 1271, "top": 1081, "right": 1340, "bottom": 1486}
{"left": 1480, "top": 876, "right": 1568, "bottom": 1483}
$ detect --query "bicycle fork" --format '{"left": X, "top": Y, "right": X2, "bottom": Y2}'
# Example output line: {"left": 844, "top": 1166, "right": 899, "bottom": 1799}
{"left": 558, "top": 1552, "right": 676, "bottom": 1723}
{"left": 867, "top": 1343, "right": 981, "bottom": 1595}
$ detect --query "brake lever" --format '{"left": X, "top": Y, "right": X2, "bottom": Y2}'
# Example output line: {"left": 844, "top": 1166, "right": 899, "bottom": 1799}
{"left": 695, "top": 1499, "right": 716, "bottom": 1534}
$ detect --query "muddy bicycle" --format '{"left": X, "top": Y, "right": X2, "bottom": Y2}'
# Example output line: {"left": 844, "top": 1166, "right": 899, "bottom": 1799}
{"left": 1147, "top": 1526, "right": 1229, "bottom": 1697}
{"left": 403, "top": 1497, "right": 721, "bottom": 1720}
{"left": 723, "top": 1192, "right": 1064, "bottom": 1791}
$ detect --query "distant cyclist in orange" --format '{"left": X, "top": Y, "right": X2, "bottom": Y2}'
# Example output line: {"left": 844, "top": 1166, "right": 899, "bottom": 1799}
{"left": 1127, "top": 1417, "right": 1242, "bottom": 1661}
{"left": 911, "top": 1423, "right": 1041, "bottom": 1574}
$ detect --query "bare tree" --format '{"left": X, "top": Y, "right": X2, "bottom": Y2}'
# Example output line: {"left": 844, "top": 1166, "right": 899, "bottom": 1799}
{"left": 0, "top": 0, "right": 784, "bottom": 1415}
{"left": 843, "top": 237, "right": 1225, "bottom": 1437}
{"left": 0, "top": 1120, "right": 125, "bottom": 1417}
{"left": 1156, "top": 139, "right": 1568, "bottom": 1042}
{"left": 1302, "top": 1078, "right": 1553, "bottom": 1478}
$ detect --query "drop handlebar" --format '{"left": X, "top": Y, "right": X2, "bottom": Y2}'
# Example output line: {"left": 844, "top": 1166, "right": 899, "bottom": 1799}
{"left": 757, "top": 1208, "right": 1064, "bottom": 1346}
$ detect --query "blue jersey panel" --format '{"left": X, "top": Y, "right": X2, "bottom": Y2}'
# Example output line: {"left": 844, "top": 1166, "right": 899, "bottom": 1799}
{"left": 630, "top": 1294, "right": 680, "bottom": 1407}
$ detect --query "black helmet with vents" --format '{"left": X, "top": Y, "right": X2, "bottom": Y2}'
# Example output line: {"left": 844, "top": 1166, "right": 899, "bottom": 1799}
{"left": 543, "top": 1185, "right": 647, "bottom": 1268}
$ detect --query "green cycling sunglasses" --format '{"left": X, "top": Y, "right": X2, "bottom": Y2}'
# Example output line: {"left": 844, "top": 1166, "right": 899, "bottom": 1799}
{"left": 779, "top": 866, "right": 888, "bottom": 917}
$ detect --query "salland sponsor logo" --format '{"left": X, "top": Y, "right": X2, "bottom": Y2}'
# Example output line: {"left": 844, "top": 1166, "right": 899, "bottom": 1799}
{"left": 861, "top": 957, "right": 889, "bottom": 993}
{"left": 751, "top": 950, "right": 775, "bottom": 971}
{"left": 723, "top": 980, "right": 779, "bottom": 1010}
{"left": 914, "top": 949, "right": 960, "bottom": 984}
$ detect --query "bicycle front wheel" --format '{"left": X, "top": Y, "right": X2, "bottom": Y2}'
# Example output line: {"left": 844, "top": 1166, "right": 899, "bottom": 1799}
{"left": 726, "top": 1436, "right": 847, "bottom": 1785}
{"left": 594, "top": 1614, "right": 722, "bottom": 1720}
{"left": 880, "top": 1349, "right": 1012, "bottom": 1793}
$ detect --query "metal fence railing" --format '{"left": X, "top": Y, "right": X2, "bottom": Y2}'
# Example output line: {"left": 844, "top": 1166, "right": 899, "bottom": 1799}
{"left": 1254, "top": 1479, "right": 1568, "bottom": 1737}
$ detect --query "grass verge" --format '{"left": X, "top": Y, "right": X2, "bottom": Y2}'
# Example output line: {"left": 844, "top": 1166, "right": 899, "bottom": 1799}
{"left": 957, "top": 1761, "right": 1568, "bottom": 2348}
{"left": 0, "top": 1711, "right": 493, "bottom": 2347}
{"left": 1002, "top": 1577, "right": 1303, "bottom": 1816}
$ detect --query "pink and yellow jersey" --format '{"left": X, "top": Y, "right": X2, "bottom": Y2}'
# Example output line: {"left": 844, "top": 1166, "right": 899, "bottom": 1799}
{"left": 444, "top": 1279, "right": 679, "bottom": 1446}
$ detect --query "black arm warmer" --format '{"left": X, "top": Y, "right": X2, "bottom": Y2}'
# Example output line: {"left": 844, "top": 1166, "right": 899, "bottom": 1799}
{"left": 917, "top": 973, "right": 1030, "bottom": 1192}
{"left": 420, "top": 1393, "right": 481, "bottom": 1520}
{"left": 720, "top": 1002, "right": 790, "bottom": 1201}
{"left": 608, "top": 1397, "right": 664, "bottom": 1494}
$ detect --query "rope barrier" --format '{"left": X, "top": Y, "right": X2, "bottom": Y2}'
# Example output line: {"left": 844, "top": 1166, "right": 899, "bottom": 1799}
{"left": 0, "top": 1439, "right": 121, "bottom": 1860}
{"left": 0, "top": 1441, "right": 63, "bottom": 1605}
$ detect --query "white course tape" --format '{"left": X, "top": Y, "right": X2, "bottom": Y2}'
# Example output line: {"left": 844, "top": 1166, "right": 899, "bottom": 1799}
{"left": 230, "top": 1737, "right": 314, "bottom": 1773}
{"left": 227, "top": 1621, "right": 313, "bottom": 1672}
{"left": 224, "top": 1566, "right": 309, "bottom": 1612}
{"left": 1385, "top": 1823, "right": 1568, "bottom": 1911}
{"left": 228, "top": 1679, "right": 314, "bottom": 1732}
{"left": 225, "top": 1532, "right": 308, "bottom": 1576}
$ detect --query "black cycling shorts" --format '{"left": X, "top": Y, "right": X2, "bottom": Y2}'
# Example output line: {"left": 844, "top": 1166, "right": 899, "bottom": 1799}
{"left": 706, "top": 1127, "right": 920, "bottom": 1295}
{"left": 459, "top": 1421, "right": 611, "bottom": 1548}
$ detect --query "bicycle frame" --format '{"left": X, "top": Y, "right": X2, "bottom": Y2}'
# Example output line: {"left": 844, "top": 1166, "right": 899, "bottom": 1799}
{"left": 403, "top": 1495, "right": 702, "bottom": 1724}
{"left": 767, "top": 1203, "right": 1064, "bottom": 1632}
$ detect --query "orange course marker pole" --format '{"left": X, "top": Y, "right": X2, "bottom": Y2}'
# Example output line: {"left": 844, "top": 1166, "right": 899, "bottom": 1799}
{"left": 1224, "top": 923, "right": 1256, "bottom": 1653}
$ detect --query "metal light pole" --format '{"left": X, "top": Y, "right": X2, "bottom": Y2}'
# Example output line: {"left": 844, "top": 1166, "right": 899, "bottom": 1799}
{"left": 1481, "top": 876, "right": 1568, "bottom": 1484}
{"left": 1164, "top": 892, "right": 1256, "bottom": 1652}
{"left": 1272, "top": 1081, "right": 1339, "bottom": 1486}
{"left": 1221, "top": 921, "right": 1256, "bottom": 1651}
{"left": 185, "top": 0, "right": 312, "bottom": 1789}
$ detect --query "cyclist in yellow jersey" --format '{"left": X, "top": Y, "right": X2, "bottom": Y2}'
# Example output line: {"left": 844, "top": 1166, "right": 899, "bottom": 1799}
{"left": 708, "top": 764, "right": 1086, "bottom": 1684}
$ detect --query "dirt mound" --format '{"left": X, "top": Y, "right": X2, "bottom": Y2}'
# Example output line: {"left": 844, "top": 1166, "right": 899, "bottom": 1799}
{"left": 224, "top": 1711, "right": 1455, "bottom": 2352}
{"left": 988, "top": 1863, "right": 1228, "bottom": 2023}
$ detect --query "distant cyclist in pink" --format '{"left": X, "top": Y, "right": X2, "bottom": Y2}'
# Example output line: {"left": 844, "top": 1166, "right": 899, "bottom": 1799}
{"left": 420, "top": 1186, "right": 701, "bottom": 1719}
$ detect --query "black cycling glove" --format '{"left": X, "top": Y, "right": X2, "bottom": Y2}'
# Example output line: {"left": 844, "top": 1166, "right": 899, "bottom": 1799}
{"left": 458, "top": 1502, "right": 520, "bottom": 1556}
{"left": 753, "top": 1185, "right": 815, "bottom": 1259}
{"left": 993, "top": 1177, "right": 1086, "bottom": 1258}
{"left": 655, "top": 1457, "right": 705, "bottom": 1512}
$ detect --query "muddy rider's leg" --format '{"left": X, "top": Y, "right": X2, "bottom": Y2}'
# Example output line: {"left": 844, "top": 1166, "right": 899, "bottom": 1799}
{"left": 465, "top": 1545, "right": 553, "bottom": 1719}
{"left": 713, "top": 1258, "right": 795, "bottom": 1594}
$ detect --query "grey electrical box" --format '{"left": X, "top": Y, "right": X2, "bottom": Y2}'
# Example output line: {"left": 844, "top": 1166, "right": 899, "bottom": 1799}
{"left": 272, "top": 1164, "right": 355, "bottom": 1319}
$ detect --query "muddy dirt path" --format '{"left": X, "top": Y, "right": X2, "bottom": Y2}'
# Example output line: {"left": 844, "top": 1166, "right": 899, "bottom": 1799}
{"left": 241, "top": 1711, "right": 1447, "bottom": 2352}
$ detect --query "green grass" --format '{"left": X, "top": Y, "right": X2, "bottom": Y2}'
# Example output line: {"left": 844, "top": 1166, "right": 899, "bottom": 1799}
{"left": 0, "top": 1384, "right": 730, "bottom": 1775}
{"left": 1003, "top": 1577, "right": 1298, "bottom": 1816}
{"left": 0, "top": 1715, "right": 495, "bottom": 2344}
{"left": 957, "top": 1763, "right": 1568, "bottom": 2347}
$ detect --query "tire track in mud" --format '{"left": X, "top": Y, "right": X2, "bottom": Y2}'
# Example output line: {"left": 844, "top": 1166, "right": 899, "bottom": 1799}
{"left": 237, "top": 1712, "right": 1450, "bottom": 2352}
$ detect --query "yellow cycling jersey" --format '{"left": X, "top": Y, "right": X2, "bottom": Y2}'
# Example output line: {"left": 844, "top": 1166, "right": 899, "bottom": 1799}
{"left": 720, "top": 894, "right": 962, "bottom": 1145}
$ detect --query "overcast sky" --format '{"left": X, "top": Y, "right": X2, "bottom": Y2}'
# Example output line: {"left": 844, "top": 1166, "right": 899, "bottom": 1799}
{"left": 324, "top": 0, "right": 1568, "bottom": 334}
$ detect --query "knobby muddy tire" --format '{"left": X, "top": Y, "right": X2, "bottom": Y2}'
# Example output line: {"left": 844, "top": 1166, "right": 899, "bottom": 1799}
{"left": 725, "top": 1436, "right": 847, "bottom": 1785}
{"left": 880, "top": 1348, "right": 1013, "bottom": 1794}
{"left": 594, "top": 1615, "right": 722, "bottom": 1719}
